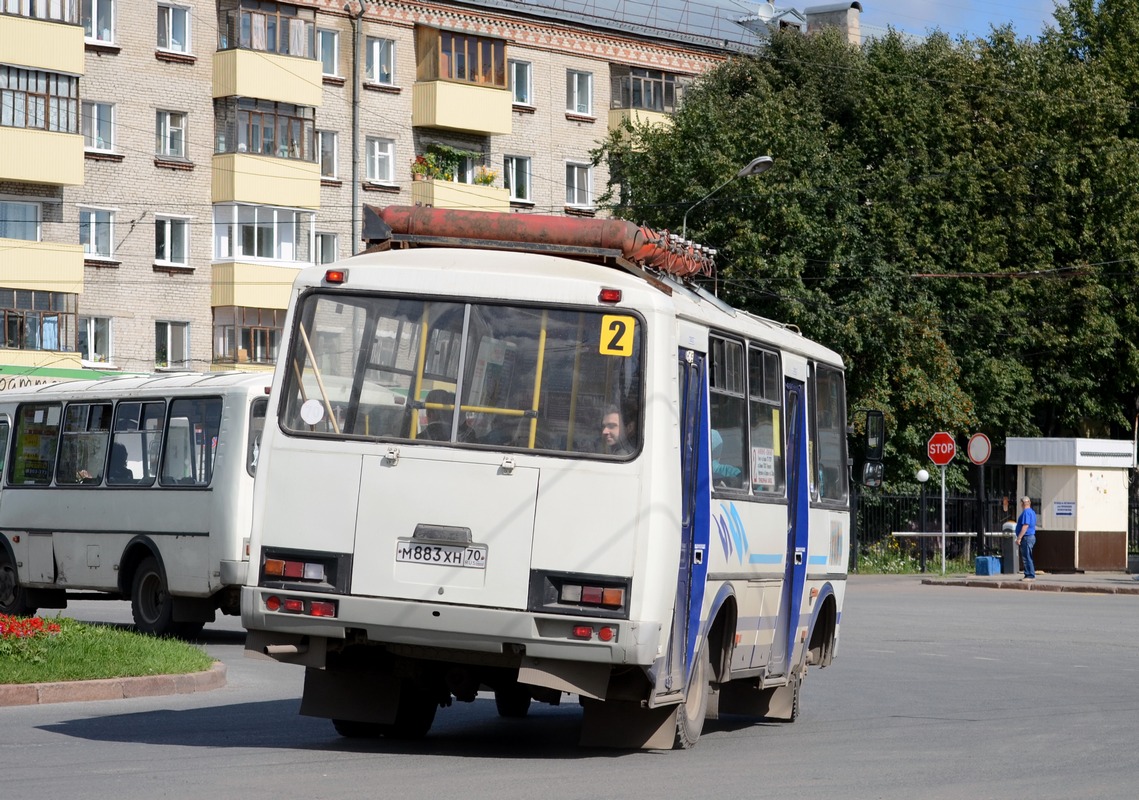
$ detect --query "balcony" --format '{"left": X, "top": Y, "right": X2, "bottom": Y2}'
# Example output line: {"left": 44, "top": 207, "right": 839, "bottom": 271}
{"left": 410, "top": 179, "right": 510, "bottom": 212}
{"left": 607, "top": 107, "right": 673, "bottom": 132}
{"left": 211, "top": 262, "right": 297, "bottom": 310}
{"left": 213, "top": 49, "right": 322, "bottom": 107}
{"left": 0, "top": 239, "right": 84, "bottom": 293}
{"left": 0, "top": 14, "right": 84, "bottom": 75}
{"left": 0, "top": 128, "right": 84, "bottom": 186}
{"left": 411, "top": 81, "right": 511, "bottom": 136}
{"left": 212, "top": 153, "right": 320, "bottom": 209}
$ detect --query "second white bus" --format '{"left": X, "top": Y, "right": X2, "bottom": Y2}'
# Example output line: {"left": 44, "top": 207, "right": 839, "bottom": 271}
{"left": 0, "top": 372, "right": 270, "bottom": 637}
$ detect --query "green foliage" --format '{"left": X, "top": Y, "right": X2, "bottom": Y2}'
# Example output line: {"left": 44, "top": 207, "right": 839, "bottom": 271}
{"left": 0, "top": 616, "right": 214, "bottom": 685}
{"left": 595, "top": 16, "right": 1139, "bottom": 489}
{"left": 857, "top": 538, "right": 973, "bottom": 575}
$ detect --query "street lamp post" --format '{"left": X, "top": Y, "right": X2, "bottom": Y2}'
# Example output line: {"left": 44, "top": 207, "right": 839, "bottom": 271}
{"left": 680, "top": 155, "right": 774, "bottom": 239}
{"left": 916, "top": 468, "right": 930, "bottom": 573}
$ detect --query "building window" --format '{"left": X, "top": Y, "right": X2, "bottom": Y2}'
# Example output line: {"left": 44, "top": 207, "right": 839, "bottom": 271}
{"left": 365, "top": 136, "right": 394, "bottom": 183}
{"left": 317, "top": 130, "right": 336, "bottom": 178}
{"left": 365, "top": 37, "right": 394, "bottom": 84}
{"left": 79, "top": 209, "right": 113, "bottom": 258}
{"left": 214, "top": 98, "right": 314, "bottom": 160}
{"left": 213, "top": 204, "right": 310, "bottom": 262}
{"left": 79, "top": 316, "right": 112, "bottom": 363}
{"left": 611, "top": 68, "right": 686, "bottom": 113}
{"left": 156, "top": 110, "right": 186, "bottom": 158}
{"left": 0, "top": 289, "right": 78, "bottom": 352}
{"left": 155, "top": 216, "right": 189, "bottom": 265}
{"left": 503, "top": 156, "right": 530, "bottom": 202}
{"left": 318, "top": 28, "right": 338, "bottom": 76}
{"left": 0, "top": 201, "right": 39, "bottom": 241}
{"left": 566, "top": 70, "right": 592, "bottom": 115}
{"left": 0, "top": 67, "right": 79, "bottom": 133}
{"left": 565, "top": 162, "right": 591, "bottom": 207}
{"left": 416, "top": 27, "right": 506, "bottom": 88}
{"left": 6, "top": 0, "right": 78, "bottom": 22}
{"left": 214, "top": 307, "right": 283, "bottom": 364}
{"left": 217, "top": 0, "right": 315, "bottom": 58}
{"left": 157, "top": 3, "right": 190, "bottom": 53}
{"left": 82, "top": 0, "right": 114, "bottom": 43}
{"left": 155, "top": 321, "right": 189, "bottom": 369}
{"left": 316, "top": 232, "right": 337, "bottom": 265}
{"left": 509, "top": 60, "right": 531, "bottom": 105}
{"left": 82, "top": 101, "right": 114, "bottom": 151}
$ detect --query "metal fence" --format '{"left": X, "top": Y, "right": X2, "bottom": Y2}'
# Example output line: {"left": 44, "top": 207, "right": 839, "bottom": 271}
{"left": 858, "top": 494, "right": 1139, "bottom": 556}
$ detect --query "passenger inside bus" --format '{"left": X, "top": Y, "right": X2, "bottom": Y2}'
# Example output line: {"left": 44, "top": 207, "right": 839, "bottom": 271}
{"left": 710, "top": 429, "right": 744, "bottom": 488}
{"left": 600, "top": 405, "right": 632, "bottom": 456}
{"left": 421, "top": 389, "right": 476, "bottom": 442}
{"left": 108, "top": 443, "right": 136, "bottom": 484}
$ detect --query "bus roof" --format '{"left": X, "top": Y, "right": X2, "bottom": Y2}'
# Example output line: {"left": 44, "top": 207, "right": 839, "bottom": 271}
{"left": 0, "top": 371, "right": 272, "bottom": 403}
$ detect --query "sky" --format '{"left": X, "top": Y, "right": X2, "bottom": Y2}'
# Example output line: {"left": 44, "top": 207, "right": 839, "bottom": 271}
{"left": 858, "top": 0, "right": 1063, "bottom": 41}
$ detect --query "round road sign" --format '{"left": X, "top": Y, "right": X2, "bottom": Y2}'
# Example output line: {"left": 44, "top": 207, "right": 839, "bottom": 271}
{"left": 967, "top": 433, "right": 991, "bottom": 465}
{"left": 927, "top": 431, "right": 956, "bottom": 466}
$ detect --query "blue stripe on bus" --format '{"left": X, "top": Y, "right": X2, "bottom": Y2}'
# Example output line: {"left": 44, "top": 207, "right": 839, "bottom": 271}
{"left": 808, "top": 555, "right": 828, "bottom": 565}
{"left": 748, "top": 553, "right": 783, "bottom": 564}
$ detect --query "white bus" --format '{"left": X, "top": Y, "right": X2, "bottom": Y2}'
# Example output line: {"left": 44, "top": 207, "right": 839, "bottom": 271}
{"left": 0, "top": 372, "right": 270, "bottom": 637}
{"left": 242, "top": 206, "right": 872, "bottom": 748}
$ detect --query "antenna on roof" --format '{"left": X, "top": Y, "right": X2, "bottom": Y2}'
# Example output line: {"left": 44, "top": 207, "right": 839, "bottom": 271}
{"left": 754, "top": 2, "right": 776, "bottom": 22}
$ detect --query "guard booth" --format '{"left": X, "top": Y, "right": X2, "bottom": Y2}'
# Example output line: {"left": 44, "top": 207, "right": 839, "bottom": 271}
{"left": 1006, "top": 438, "right": 1136, "bottom": 572}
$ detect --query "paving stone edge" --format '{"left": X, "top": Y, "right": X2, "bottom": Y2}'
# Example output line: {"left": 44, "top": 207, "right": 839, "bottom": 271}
{"left": 0, "top": 660, "right": 226, "bottom": 707}
{"left": 921, "top": 578, "right": 1139, "bottom": 595}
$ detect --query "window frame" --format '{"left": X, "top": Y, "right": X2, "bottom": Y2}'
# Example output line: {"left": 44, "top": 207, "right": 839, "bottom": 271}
{"left": 0, "top": 66, "right": 79, "bottom": 133}
{"left": 365, "top": 36, "right": 395, "bottom": 85}
{"left": 503, "top": 155, "right": 530, "bottom": 203}
{"left": 566, "top": 69, "right": 592, "bottom": 115}
{"left": 79, "top": 315, "right": 113, "bottom": 365}
{"left": 317, "top": 27, "right": 339, "bottom": 76}
{"left": 365, "top": 136, "right": 395, "bottom": 184}
{"left": 82, "top": 100, "right": 114, "bottom": 152}
{"left": 82, "top": 0, "right": 114, "bottom": 44}
{"left": 155, "top": 109, "right": 187, "bottom": 159}
{"left": 155, "top": 320, "right": 190, "bottom": 369}
{"left": 79, "top": 207, "right": 114, "bottom": 259}
{"left": 315, "top": 232, "right": 337, "bottom": 265}
{"left": 0, "top": 200, "right": 40, "bottom": 242}
{"left": 157, "top": 2, "right": 191, "bottom": 54}
{"left": 317, "top": 129, "right": 337, "bottom": 179}
{"left": 155, "top": 215, "right": 190, "bottom": 266}
{"left": 509, "top": 59, "right": 531, "bottom": 105}
{"left": 565, "top": 161, "right": 592, "bottom": 208}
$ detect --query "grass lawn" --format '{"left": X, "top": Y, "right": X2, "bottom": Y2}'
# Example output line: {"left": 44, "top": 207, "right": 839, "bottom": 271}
{"left": 0, "top": 615, "right": 214, "bottom": 685}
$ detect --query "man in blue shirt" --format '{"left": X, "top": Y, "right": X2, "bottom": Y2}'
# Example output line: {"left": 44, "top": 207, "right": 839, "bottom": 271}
{"left": 1016, "top": 496, "right": 1037, "bottom": 581}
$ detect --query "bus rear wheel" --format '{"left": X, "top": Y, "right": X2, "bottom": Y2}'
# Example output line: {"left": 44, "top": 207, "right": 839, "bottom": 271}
{"left": 131, "top": 556, "right": 175, "bottom": 636}
{"left": 674, "top": 639, "right": 711, "bottom": 749}
{"left": 0, "top": 549, "right": 36, "bottom": 617}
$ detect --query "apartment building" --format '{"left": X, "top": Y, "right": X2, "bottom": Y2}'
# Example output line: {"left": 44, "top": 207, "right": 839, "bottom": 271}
{"left": 0, "top": 0, "right": 859, "bottom": 379}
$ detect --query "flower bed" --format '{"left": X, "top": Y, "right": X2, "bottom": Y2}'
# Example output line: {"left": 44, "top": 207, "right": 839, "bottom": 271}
{"left": 0, "top": 614, "right": 62, "bottom": 666}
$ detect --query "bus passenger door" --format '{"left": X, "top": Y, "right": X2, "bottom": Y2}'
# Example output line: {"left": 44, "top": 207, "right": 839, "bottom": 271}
{"left": 770, "top": 378, "right": 808, "bottom": 676}
{"left": 660, "top": 349, "right": 710, "bottom": 696}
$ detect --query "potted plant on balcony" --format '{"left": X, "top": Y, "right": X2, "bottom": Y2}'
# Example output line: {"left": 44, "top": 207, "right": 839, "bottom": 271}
{"left": 473, "top": 166, "right": 498, "bottom": 186}
{"left": 410, "top": 153, "right": 439, "bottom": 181}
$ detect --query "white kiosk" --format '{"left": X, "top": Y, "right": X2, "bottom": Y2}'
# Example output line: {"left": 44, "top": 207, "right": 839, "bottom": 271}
{"left": 1005, "top": 438, "right": 1135, "bottom": 571}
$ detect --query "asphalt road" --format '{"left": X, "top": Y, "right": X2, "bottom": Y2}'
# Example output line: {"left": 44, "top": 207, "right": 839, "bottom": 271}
{"left": 3, "top": 576, "right": 1138, "bottom": 799}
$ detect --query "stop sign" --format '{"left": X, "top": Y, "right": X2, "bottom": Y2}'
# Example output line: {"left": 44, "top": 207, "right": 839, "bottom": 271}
{"left": 927, "top": 432, "right": 956, "bottom": 466}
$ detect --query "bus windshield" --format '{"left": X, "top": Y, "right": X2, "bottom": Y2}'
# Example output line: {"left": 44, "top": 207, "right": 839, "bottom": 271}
{"left": 280, "top": 292, "right": 644, "bottom": 458}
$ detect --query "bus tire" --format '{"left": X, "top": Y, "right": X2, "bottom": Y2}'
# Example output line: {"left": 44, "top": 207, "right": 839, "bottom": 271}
{"left": 378, "top": 683, "right": 438, "bottom": 740}
{"left": 131, "top": 556, "right": 175, "bottom": 636}
{"left": 674, "top": 639, "right": 711, "bottom": 749}
{"left": 332, "top": 719, "right": 384, "bottom": 738}
{"left": 0, "top": 548, "right": 36, "bottom": 617}
{"left": 494, "top": 684, "right": 532, "bottom": 718}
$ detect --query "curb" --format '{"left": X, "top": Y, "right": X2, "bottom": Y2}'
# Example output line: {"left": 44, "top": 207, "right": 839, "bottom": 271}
{"left": 0, "top": 660, "right": 226, "bottom": 707}
{"left": 921, "top": 578, "right": 1139, "bottom": 595}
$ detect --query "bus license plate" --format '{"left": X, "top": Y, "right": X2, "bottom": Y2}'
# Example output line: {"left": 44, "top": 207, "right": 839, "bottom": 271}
{"left": 395, "top": 540, "right": 488, "bottom": 569}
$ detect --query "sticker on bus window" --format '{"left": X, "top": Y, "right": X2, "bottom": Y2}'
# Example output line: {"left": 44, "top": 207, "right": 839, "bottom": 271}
{"left": 600, "top": 315, "right": 635, "bottom": 356}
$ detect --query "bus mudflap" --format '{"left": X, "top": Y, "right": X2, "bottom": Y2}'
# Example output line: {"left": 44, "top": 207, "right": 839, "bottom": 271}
{"left": 517, "top": 657, "right": 610, "bottom": 701}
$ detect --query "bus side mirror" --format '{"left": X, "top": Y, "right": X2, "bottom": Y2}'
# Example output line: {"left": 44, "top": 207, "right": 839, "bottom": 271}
{"left": 862, "top": 461, "right": 884, "bottom": 488}
{"left": 865, "top": 410, "right": 885, "bottom": 462}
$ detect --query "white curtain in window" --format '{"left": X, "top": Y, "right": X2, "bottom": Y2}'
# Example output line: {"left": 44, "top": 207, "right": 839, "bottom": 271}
{"left": 289, "top": 19, "right": 305, "bottom": 58}
{"left": 251, "top": 14, "right": 266, "bottom": 51}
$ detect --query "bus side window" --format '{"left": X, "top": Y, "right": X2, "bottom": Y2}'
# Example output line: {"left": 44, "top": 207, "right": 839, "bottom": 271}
{"left": 109, "top": 400, "right": 165, "bottom": 486}
{"left": 248, "top": 396, "right": 267, "bottom": 475}
{"left": 56, "top": 402, "right": 112, "bottom": 485}
{"left": 11, "top": 404, "right": 61, "bottom": 486}
{"left": 0, "top": 418, "right": 9, "bottom": 481}
{"left": 161, "top": 398, "right": 222, "bottom": 487}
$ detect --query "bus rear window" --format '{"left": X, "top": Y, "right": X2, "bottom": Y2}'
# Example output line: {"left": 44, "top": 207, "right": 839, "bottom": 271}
{"left": 280, "top": 294, "right": 644, "bottom": 458}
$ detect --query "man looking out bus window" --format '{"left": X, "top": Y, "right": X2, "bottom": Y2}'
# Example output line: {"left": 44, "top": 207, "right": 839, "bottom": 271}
{"left": 601, "top": 405, "right": 632, "bottom": 455}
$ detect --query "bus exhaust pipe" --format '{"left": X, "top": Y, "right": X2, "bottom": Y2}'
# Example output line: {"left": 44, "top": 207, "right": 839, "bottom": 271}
{"left": 265, "top": 643, "right": 308, "bottom": 656}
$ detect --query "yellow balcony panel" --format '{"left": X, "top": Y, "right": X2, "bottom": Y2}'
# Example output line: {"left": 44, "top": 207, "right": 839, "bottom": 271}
{"left": 212, "top": 153, "right": 320, "bottom": 209}
{"left": 0, "top": 238, "right": 83, "bottom": 293}
{"left": 210, "top": 361, "right": 274, "bottom": 374}
{"left": 410, "top": 180, "right": 510, "bottom": 212}
{"left": 412, "top": 81, "right": 511, "bottom": 135}
{"left": 212, "top": 261, "right": 298, "bottom": 310}
{"left": 0, "top": 352, "right": 85, "bottom": 380}
{"left": 0, "top": 128, "right": 83, "bottom": 186}
{"left": 0, "top": 16, "right": 84, "bottom": 75}
{"left": 213, "top": 49, "right": 322, "bottom": 107}
{"left": 608, "top": 108, "right": 673, "bottom": 132}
